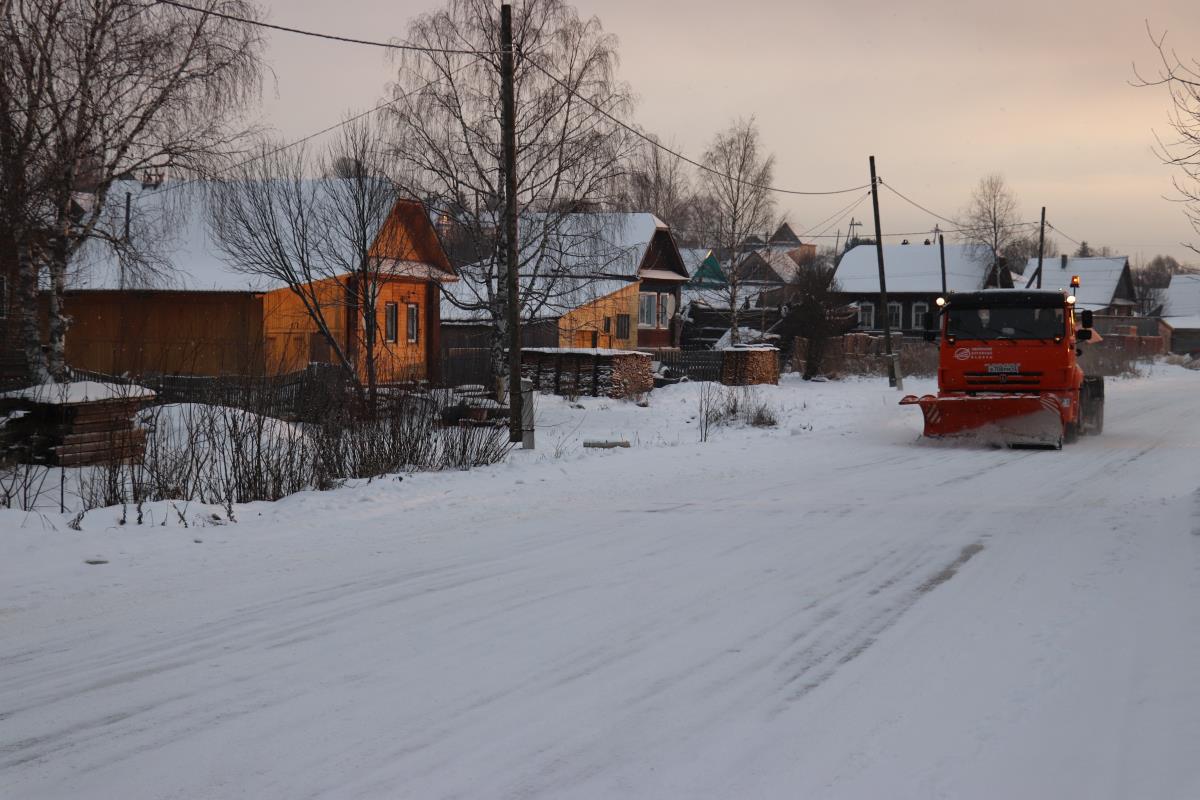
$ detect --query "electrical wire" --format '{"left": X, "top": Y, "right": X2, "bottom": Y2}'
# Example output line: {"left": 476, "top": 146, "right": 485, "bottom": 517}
{"left": 798, "top": 192, "right": 872, "bottom": 238}
{"left": 521, "top": 55, "right": 872, "bottom": 197}
{"left": 1046, "top": 222, "right": 1083, "bottom": 247}
{"left": 153, "top": 0, "right": 494, "bottom": 56}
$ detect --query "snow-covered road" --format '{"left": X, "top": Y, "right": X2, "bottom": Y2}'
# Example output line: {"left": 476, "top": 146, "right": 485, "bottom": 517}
{"left": 3, "top": 370, "right": 1199, "bottom": 799}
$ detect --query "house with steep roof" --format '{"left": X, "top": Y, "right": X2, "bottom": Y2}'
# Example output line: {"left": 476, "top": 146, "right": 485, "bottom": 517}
{"left": 1022, "top": 254, "right": 1137, "bottom": 315}
{"left": 835, "top": 242, "right": 1012, "bottom": 333}
{"left": 59, "top": 180, "right": 457, "bottom": 380}
{"left": 441, "top": 213, "right": 690, "bottom": 351}
{"left": 1159, "top": 273, "right": 1200, "bottom": 354}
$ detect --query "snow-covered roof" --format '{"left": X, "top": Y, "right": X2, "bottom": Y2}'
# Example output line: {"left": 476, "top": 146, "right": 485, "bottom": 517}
{"left": 1162, "top": 273, "right": 1200, "bottom": 319}
{"left": 442, "top": 212, "right": 673, "bottom": 323}
{"left": 1, "top": 380, "right": 155, "bottom": 405}
{"left": 441, "top": 274, "right": 635, "bottom": 323}
{"left": 679, "top": 247, "right": 712, "bottom": 273}
{"left": 1161, "top": 314, "right": 1200, "bottom": 330}
{"left": 836, "top": 243, "right": 995, "bottom": 294}
{"left": 1024, "top": 255, "right": 1131, "bottom": 311}
{"left": 69, "top": 179, "right": 445, "bottom": 293}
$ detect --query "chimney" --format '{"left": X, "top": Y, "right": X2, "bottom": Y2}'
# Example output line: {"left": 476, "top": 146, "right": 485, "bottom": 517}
{"left": 1060, "top": 254, "right": 1068, "bottom": 270}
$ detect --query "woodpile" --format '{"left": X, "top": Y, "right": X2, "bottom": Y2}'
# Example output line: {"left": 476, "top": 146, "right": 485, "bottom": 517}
{"left": 0, "top": 383, "right": 154, "bottom": 467}
{"left": 720, "top": 347, "right": 780, "bottom": 386}
{"left": 521, "top": 348, "right": 653, "bottom": 399}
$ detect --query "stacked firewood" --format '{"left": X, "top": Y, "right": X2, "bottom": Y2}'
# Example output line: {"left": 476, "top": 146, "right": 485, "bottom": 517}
{"left": 721, "top": 347, "right": 780, "bottom": 386}
{"left": 521, "top": 349, "right": 653, "bottom": 399}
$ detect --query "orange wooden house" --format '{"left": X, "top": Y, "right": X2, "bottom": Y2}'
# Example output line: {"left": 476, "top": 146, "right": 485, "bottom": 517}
{"left": 63, "top": 182, "right": 456, "bottom": 382}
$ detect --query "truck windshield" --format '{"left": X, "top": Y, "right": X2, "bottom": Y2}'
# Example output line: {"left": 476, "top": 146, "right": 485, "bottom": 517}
{"left": 946, "top": 305, "right": 1065, "bottom": 340}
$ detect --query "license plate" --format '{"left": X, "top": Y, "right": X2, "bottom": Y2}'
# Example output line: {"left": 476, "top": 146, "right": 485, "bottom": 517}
{"left": 986, "top": 363, "right": 1021, "bottom": 374}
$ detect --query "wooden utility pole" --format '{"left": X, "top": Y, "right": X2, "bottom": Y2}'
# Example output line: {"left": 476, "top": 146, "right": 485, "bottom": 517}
{"left": 500, "top": 3, "right": 523, "bottom": 442}
{"left": 1036, "top": 206, "right": 1046, "bottom": 289}
{"left": 869, "top": 156, "right": 897, "bottom": 387}
{"left": 938, "top": 234, "right": 947, "bottom": 295}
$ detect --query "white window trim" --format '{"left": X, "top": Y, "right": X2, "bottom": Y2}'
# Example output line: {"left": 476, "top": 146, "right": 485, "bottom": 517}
{"left": 859, "top": 301, "right": 875, "bottom": 329}
{"left": 638, "top": 292, "right": 657, "bottom": 329}
{"left": 912, "top": 302, "right": 929, "bottom": 330}
{"left": 888, "top": 301, "right": 902, "bottom": 329}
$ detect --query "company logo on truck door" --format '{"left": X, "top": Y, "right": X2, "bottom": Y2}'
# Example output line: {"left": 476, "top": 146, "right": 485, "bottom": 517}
{"left": 953, "top": 347, "right": 993, "bottom": 361}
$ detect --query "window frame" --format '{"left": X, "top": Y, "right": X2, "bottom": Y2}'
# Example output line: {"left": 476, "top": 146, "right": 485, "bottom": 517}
{"left": 858, "top": 301, "right": 875, "bottom": 329}
{"left": 638, "top": 292, "right": 658, "bottom": 328}
{"left": 888, "top": 301, "right": 903, "bottom": 329}
{"left": 383, "top": 302, "right": 398, "bottom": 343}
{"left": 406, "top": 302, "right": 419, "bottom": 344}
{"left": 615, "top": 314, "right": 631, "bottom": 339}
{"left": 912, "top": 301, "right": 929, "bottom": 331}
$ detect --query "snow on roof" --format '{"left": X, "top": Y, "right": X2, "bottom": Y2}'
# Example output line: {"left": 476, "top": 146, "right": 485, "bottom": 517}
{"left": 679, "top": 247, "right": 712, "bottom": 273}
{"left": 524, "top": 347, "right": 651, "bottom": 357}
{"left": 836, "top": 243, "right": 994, "bottom": 294}
{"left": 1162, "top": 273, "right": 1200, "bottom": 318}
{"left": 69, "top": 179, "right": 439, "bottom": 293}
{"left": 441, "top": 274, "right": 635, "bottom": 323}
{"left": 1, "top": 380, "right": 155, "bottom": 405}
{"left": 443, "top": 212, "right": 668, "bottom": 323}
{"left": 1024, "top": 255, "right": 1130, "bottom": 311}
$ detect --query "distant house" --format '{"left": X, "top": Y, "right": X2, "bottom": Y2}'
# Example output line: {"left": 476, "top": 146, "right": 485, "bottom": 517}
{"left": 1022, "top": 254, "right": 1137, "bottom": 316}
{"left": 61, "top": 181, "right": 456, "bottom": 381}
{"left": 441, "top": 213, "right": 690, "bottom": 351}
{"left": 835, "top": 242, "right": 1012, "bottom": 333}
{"left": 1159, "top": 273, "right": 1200, "bottom": 354}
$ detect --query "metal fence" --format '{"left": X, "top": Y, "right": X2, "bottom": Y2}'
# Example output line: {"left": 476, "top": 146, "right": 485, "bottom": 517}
{"left": 649, "top": 349, "right": 725, "bottom": 383}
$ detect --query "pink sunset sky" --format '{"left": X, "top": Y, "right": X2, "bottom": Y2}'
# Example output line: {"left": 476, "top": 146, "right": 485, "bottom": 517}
{"left": 257, "top": 0, "right": 1200, "bottom": 264}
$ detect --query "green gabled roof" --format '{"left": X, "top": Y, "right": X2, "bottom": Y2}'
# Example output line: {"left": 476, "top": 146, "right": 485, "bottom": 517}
{"left": 687, "top": 252, "right": 727, "bottom": 288}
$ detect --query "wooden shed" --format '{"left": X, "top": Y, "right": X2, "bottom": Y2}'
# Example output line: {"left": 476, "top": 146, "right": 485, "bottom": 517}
{"left": 58, "top": 184, "right": 456, "bottom": 383}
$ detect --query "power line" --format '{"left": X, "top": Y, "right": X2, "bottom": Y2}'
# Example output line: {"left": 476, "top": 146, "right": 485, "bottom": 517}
{"left": 798, "top": 192, "right": 872, "bottom": 238}
{"left": 878, "top": 180, "right": 963, "bottom": 227}
{"left": 153, "top": 0, "right": 493, "bottom": 56}
{"left": 521, "top": 55, "right": 872, "bottom": 197}
{"left": 1046, "top": 222, "right": 1083, "bottom": 247}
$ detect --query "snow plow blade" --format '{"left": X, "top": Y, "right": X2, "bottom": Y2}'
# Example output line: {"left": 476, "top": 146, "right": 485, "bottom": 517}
{"left": 899, "top": 394, "right": 1064, "bottom": 446}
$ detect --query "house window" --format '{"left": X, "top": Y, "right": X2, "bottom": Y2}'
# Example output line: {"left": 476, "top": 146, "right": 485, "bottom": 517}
{"left": 603, "top": 316, "right": 611, "bottom": 334}
{"left": 638, "top": 293, "right": 657, "bottom": 328}
{"left": 0, "top": 275, "right": 6, "bottom": 318}
{"left": 406, "top": 302, "right": 419, "bottom": 343}
{"left": 859, "top": 302, "right": 875, "bottom": 329}
{"left": 912, "top": 302, "right": 929, "bottom": 330}
{"left": 383, "top": 302, "right": 398, "bottom": 343}
{"left": 616, "top": 314, "right": 631, "bottom": 339}
{"left": 657, "top": 293, "right": 675, "bottom": 328}
{"left": 888, "top": 301, "right": 902, "bottom": 329}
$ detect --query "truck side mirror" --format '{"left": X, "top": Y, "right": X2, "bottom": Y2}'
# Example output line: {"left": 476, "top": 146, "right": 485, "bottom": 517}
{"left": 1081, "top": 309, "right": 1094, "bottom": 328}
{"left": 1076, "top": 329, "right": 1092, "bottom": 341}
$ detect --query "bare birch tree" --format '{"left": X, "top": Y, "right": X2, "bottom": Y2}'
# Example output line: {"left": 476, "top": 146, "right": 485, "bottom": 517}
{"left": 208, "top": 119, "right": 405, "bottom": 403}
{"left": 621, "top": 134, "right": 696, "bottom": 234}
{"left": 1136, "top": 29, "right": 1200, "bottom": 256}
{"left": 696, "top": 117, "right": 777, "bottom": 346}
{"left": 0, "top": 0, "right": 262, "bottom": 381}
{"left": 385, "top": 0, "right": 637, "bottom": 383}
{"left": 958, "top": 173, "right": 1021, "bottom": 281}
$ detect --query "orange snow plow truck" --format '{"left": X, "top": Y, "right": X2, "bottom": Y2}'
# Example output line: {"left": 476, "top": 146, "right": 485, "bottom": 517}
{"left": 900, "top": 280, "right": 1104, "bottom": 448}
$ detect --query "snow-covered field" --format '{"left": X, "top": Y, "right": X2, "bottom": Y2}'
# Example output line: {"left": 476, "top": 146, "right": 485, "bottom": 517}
{"left": 3, "top": 368, "right": 1199, "bottom": 799}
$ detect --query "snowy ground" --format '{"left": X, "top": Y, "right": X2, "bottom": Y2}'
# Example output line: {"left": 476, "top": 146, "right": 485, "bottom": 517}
{"left": 2, "top": 368, "right": 1200, "bottom": 799}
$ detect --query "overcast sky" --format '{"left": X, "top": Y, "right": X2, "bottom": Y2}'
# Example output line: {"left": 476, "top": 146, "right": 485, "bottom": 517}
{"left": 259, "top": 0, "right": 1200, "bottom": 264}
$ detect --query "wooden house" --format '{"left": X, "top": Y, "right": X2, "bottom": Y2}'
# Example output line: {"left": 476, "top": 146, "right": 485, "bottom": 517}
{"left": 441, "top": 213, "right": 689, "bottom": 352}
{"left": 61, "top": 181, "right": 456, "bottom": 381}
{"left": 1021, "top": 254, "right": 1138, "bottom": 316}
{"left": 1159, "top": 273, "right": 1200, "bottom": 355}
{"left": 834, "top": 242, "right": 1013, "bottom": 334}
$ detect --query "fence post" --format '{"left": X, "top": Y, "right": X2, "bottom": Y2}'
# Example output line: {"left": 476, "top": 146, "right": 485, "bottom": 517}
{"left": 520, "top": 378, "right": 535, "bottom": 450}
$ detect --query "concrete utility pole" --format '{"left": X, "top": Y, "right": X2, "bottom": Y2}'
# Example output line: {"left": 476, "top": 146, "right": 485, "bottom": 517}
{"left": 869, "top": 156, "right": 899, "bottom": 388}
{"left": 500, "top": 3, "right": 524, "bottom": 443}
{"left": 938, "top": 234, "right": 947, "bottom": 296}
{"left": 1036, "top": 206, "right": 1046, "bottom": 289}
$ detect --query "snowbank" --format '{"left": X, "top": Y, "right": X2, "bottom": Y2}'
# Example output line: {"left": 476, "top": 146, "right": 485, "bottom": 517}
{"left": 0, "top": 380, "right": 155, "bottom": 405}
